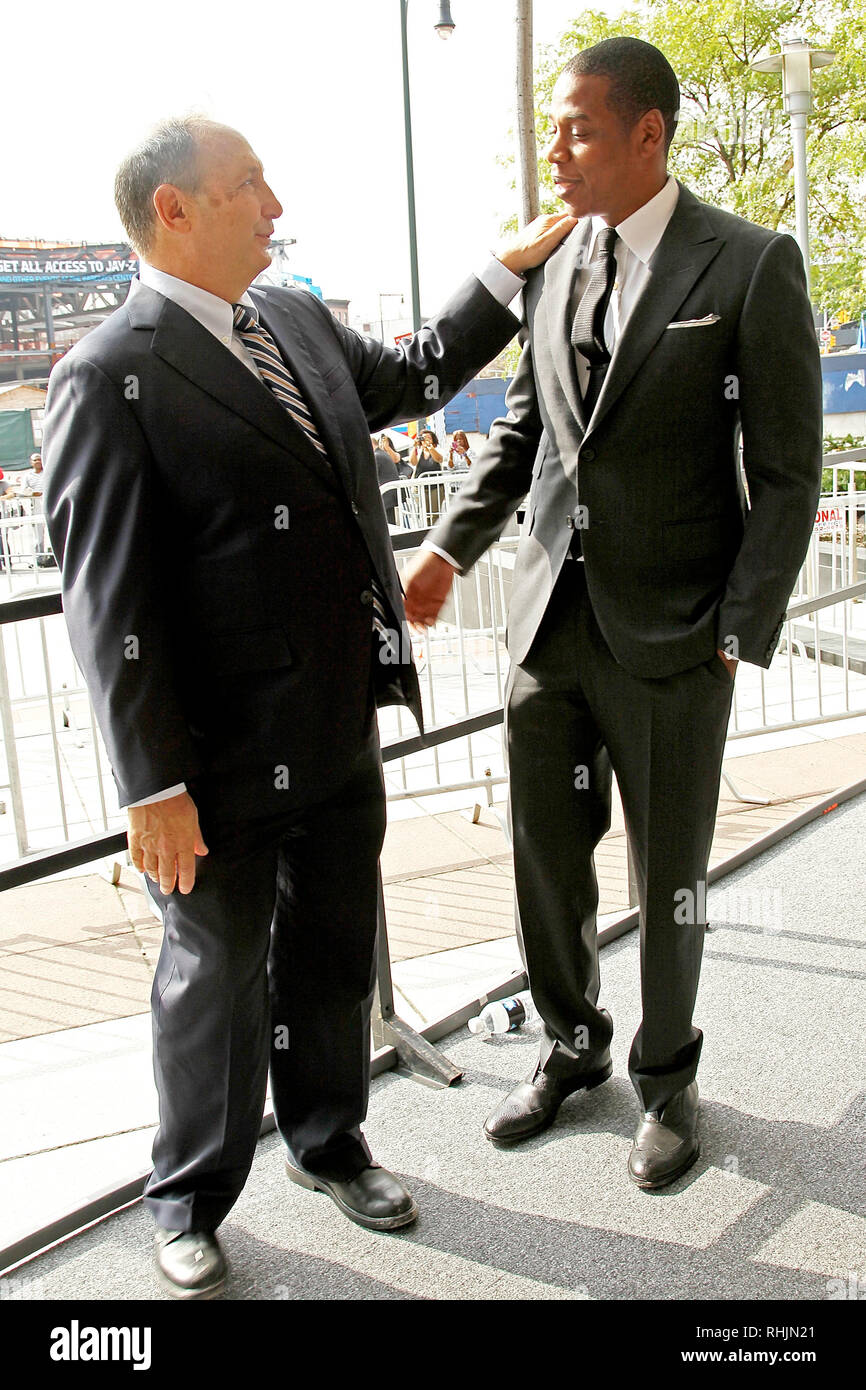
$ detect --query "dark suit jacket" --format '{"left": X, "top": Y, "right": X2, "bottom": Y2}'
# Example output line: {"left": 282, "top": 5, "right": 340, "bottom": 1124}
{"left": 430, "top": 183, "right": 823, "bottom": 675}
{"left": 43, "top": 276, "right": 517, "bottom": 814}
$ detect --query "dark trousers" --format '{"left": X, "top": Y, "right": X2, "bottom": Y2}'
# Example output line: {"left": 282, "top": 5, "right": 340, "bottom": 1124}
{"left": 506, "top": 560, "right": 734, "bottom": 1113}
{"left": 142, "top": 720, "right": 386, "bottom": 1233}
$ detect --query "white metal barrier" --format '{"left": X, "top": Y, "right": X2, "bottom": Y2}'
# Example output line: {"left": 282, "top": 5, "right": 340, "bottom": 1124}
{"left": 0, "top": 498, "right": 55, "bottom": 587}
{"left": 380, "top": 471, "right": 473, "bottom": 531}
{"left": 0, "top": 609, "right": 113, "bottom": 860}
{"left": 0, "top": 462, "right": 863, "bottom": 864}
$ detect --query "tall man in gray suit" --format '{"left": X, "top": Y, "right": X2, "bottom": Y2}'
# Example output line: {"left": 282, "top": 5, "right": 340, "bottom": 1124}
{"left": 405, "top": 38, "right": 822, "bottom": 1188}
{"left": 43, "top": 115, "right": 573, "bottom": 1296}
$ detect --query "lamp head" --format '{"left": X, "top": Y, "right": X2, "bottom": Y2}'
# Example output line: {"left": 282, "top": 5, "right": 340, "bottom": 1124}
{"left": 434, "top": 1, "right": 455, "bottom": 39}
{"left": 749, "top": 35, "right": 835, "bottom": 117}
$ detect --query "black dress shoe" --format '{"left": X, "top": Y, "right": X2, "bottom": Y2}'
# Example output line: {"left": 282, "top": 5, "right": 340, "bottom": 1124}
{"left": 484, "top": 1030, "right": 613, "bottom": 1147}
{"left": 154, "top": 1227, "right": 227, "bottom": 1299}
{"left": 285, "top": 1159, "right": 418, "bottom": 1231}
{"left": 628, "top": 1081, "right": 700, "bottom": 1189}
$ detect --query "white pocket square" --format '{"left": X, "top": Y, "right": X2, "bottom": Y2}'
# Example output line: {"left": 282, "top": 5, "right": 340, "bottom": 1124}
{"left": 665, "top": 313, "right": 721, "bottom": 329}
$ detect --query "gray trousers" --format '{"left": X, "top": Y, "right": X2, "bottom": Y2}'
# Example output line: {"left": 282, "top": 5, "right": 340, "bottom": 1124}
{"left": 506, "top": 560, "right": 734, "bottom": 1113}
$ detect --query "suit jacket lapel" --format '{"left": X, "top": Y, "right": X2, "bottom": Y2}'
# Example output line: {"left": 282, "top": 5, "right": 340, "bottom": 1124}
{"left": 543, "top": 220, "right": 592, "bottom": 433}
{"left": 250, "top": 288, "right": 357, "bottom": 503}
{"left": 586, "top": 183, "right": 724, "bottom": 437}
{"left": 128, "top": 285, "right": 338, "bottom": 491}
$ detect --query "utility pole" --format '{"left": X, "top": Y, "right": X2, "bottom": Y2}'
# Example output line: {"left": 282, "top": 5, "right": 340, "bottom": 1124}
{"left": 515, "top": 0, "right": 539, "bottom": 226}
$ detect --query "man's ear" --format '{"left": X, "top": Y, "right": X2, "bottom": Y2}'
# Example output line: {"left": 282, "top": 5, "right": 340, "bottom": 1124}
{"left": 636, "top": 108, "right": 666, "bottom": 160}
{"left": 152, "top": 183, "right": 193, "bottom": 236}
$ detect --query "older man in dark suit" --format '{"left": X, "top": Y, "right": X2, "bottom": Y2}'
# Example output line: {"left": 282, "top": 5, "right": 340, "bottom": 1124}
{"left": 43, "top": 115, "right": 573, "bottom": 1296}
{"left": 405, "top": 38, "right": 822, "bottom": 1189}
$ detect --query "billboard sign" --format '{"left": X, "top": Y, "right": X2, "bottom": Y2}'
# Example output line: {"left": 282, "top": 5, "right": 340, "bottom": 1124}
{"left": 0, "top": 244, "right": 138, "bottom": 286}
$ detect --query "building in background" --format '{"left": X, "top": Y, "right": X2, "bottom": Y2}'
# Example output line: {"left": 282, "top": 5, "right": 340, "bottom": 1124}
{"left": 0, "top": 240, "right": 138, "bottom": 386}
{"left": 325, "top": 298, "right": 350, "bottom": 326}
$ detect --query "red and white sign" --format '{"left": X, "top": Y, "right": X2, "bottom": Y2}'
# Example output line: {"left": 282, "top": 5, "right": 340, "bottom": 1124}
{"left": 814, "top": 502, "right": 845, "bottom": 532}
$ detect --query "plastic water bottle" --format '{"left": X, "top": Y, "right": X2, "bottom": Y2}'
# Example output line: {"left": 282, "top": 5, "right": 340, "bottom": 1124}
{"left": 468, "top": 991, "right": 538, "bottom": 1035}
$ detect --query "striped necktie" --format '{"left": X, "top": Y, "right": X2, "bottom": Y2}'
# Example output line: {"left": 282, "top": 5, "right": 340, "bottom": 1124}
{"left": 232, "top": 301, "right": 390, "bottom": 641}
{"left": 233, "top": 302, "right": 327, "bottom": 452}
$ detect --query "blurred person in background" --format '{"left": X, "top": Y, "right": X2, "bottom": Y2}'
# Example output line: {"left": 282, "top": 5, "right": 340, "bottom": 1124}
{"left": 0, "top": 469, "right": 19, "bottom": 574}
{"left": 373, "top": 433, "right": 405, "bottom": 526}
{"left": 448, "top": 430, "right": 473, "bottom": 470}
{"left": 411, "top": 428, "right": 445, "bottom": 523}
{"left": 17, "top": 452, "right": 54, "bottom": 567}
{"left": 409, "top": 428, "right": 443, "bottom": 476}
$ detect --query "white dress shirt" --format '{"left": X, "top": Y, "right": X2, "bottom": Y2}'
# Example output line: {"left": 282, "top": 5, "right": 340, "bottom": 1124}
{"left": 125, "top": 258, "right": 525, "bottom": 809}
{"left": 576, "top": 173, "right": 679, "bottom": 394}
{"left": 425, "top": 176, "right": 680, "bottom": 573}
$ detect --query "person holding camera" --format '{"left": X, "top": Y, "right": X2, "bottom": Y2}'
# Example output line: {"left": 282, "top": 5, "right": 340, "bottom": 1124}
{"left": 409, "top": 429, "right": 443, "bottom": 477}
{"left": 410, "top": 429, "right": 445, "bottom": 523}
{"left": 448, "top": 430, "right": 473, "bottom": 471}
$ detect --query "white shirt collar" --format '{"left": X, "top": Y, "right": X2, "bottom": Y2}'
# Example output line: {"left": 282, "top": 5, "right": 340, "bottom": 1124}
{"left": 131, "top": 262, "right": 256, "bottom": 340}
{"left": 588, "top": 174, "right": 679, "bottom": 266}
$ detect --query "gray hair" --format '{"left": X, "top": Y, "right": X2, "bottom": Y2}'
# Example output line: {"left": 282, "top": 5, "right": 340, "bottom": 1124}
{"left": 114, "top": 115, "right": 216, "bottom": 255}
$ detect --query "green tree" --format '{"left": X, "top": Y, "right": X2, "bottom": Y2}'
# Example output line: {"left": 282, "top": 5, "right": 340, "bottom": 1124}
{"left": 507, "top": 0, "right": 866, "bottom": 325}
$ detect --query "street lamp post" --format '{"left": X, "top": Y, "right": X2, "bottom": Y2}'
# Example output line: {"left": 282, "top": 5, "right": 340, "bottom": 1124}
{"left": 515, "top": 0, "right": 539, "bottom": 225}
{"left": 399, "top": 1, "right": 455, "bottom": 332}
{"left": 750, "top": 36, "right": 835, "bottom": 298}
{"left": 378, "top": 291, "right": 405, "bottom": 342}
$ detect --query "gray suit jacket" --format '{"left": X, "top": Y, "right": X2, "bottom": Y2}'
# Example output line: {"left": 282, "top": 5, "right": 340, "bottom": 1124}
{"left": 430, "top": 183, "right": 823, "bottom": 675}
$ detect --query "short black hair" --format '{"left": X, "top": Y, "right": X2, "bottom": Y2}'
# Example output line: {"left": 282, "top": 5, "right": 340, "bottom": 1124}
{"left": 114, "top": 116, "right": 213, "bottom": 255}
{"left": 561, "top": 37, "right": 679, "bottom": 154}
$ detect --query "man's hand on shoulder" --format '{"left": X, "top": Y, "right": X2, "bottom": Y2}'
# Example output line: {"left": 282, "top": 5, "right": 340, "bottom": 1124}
{"left": 128, "top": 791, "right": 209, "bottom": 896}
{"left": 495, "top": 213, "right": 578, "bottom": 276}
{"left": 403, "top": 550, "right": 458, "bottom": 631}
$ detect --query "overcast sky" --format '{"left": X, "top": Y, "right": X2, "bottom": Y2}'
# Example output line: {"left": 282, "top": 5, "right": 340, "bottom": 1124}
{"left": 3, "top": 0, "right": 627, "bottom": 324}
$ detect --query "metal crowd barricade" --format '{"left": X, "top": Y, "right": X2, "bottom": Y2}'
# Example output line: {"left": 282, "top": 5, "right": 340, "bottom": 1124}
{"left": 725, "top": 451, "right": 866, "bottom": 745}
{"left": 0, "top": 459, "right": 862, "bottom": 864}
{"left": 0, "top": 497, "right": 54, "bottom": 583}
{"left": 380, "top": 469, "right": 469, "bottom": 531}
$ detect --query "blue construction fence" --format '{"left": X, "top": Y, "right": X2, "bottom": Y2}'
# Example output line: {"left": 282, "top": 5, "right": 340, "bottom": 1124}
{"left": 443, "top": 376, "right": 512, "bottom": 436}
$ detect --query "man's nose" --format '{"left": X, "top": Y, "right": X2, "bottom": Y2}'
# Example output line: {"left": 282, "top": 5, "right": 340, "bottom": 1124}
{"left": 545, "top": 129, "right": 566, "bottom": 167}
{"left": 263, "top": 184, "right": 283, "bottom": 220}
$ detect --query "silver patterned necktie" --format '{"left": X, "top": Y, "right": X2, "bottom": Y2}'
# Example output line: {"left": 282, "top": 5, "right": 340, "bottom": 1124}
{"left": 232, "top": 301, "right": 389, "bottom": 641}
{"left": 571, "top": 225, "right": 619, "bottom": 418}
{"left": 566, "top": 226, "right": 618, "bottom": 560}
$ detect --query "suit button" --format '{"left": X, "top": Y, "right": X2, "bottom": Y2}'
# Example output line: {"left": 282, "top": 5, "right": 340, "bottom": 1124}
{"left": 351, "top": 502, "right": 360, "bottom": 515}
{"left": 565, "top": 516, "right": 575, "bottom": 529}
{"left": 360, "top": 589, "right": 374, "bottom": 606}
{"left": 582, "top": 447, "right": 596, "bottom": 462}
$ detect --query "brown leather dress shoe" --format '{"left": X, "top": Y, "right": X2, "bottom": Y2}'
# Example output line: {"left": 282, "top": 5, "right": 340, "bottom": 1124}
{"left": 154, "top": 1227, "right": 227, "bottom": 1299}
{"left": 484, "top": 1025, "right": 613, "bottom": 1147}
{"left": 285, "top": 1159, "right": 418, "bottom": 1231}
{"left": 628, "top": 1081, "right": 700, "bottom": 1189}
